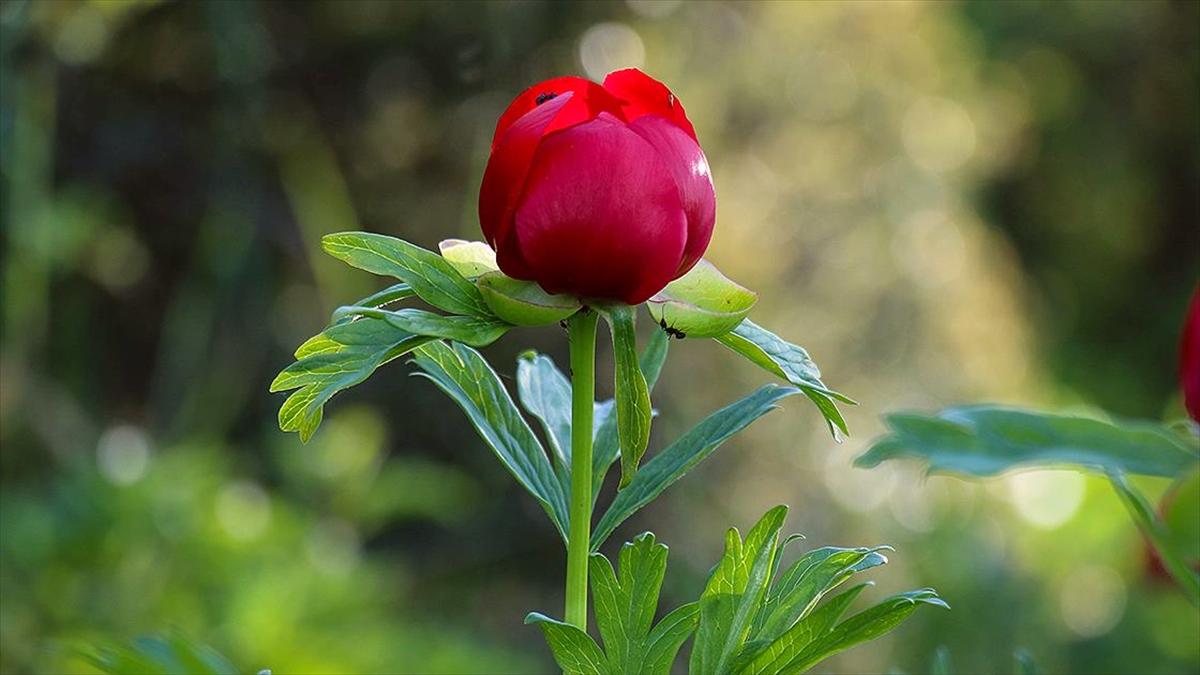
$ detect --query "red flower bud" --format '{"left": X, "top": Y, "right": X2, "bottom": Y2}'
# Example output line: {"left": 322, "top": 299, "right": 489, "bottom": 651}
{"left": 1182, "top": 287, "right": 1200, "bottom": 422}
{"left": 479, "top": 69, "right": 715, "bottom": 304}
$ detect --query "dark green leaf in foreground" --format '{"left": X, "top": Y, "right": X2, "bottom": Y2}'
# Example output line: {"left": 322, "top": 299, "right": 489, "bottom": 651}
{"left": 592, "top": 329, "right": 669, "bottom": 502}
{"left": 589, "top": 533, "right": 700, "bottom": 675}
{"left": 715, "top": 320, "right": 854, "bottom": 439}
{"left": 591, "top": 385, "right": 801, "bottom": 550}
{"left": 601, "top": 305, "right": 653, "bottom": 488}
{"left": 855, "top": 405, "right": 1200, "bottom": 478}
{"left": 411, "top": 341, "right": 569, "bottom": 540}
{"left": 322, "top": 231, "right": 492, "bottom": 318}
{"left": 86, "top": 633, "right": 239, "bottom": 675}
{"left": 271, "top": 317, "right": 433, "bottom": 442}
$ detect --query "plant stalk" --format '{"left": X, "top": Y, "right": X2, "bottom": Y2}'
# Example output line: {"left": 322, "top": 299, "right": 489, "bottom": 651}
{"left": 565, "top": 309, "right": 598, "bottom": 629}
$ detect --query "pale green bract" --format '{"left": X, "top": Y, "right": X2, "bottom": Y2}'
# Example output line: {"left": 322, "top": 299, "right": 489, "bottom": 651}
{"left": 647, "top": 259, "right": 757, "bottom": 338}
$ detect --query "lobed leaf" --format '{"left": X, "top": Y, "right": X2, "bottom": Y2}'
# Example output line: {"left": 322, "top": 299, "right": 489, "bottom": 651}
{"left": 411, "top": 341, "right": 569, "bottom": 540}
{"left": 734, "top": 583, "right": 872, "bottom": 675}
{"left": 591, "top": 385, "right": 800, "bottom": 550}
{"left": 855, "top": 405, "right": 1200, "bottom": 479}
{"left": 690, "top": 506, "right": 789, "bottom": 675}
{"left": 715, "top": 320, "right": 853, "bottom": 439}
{"left": 271, "top": 317, "right": 432, "bottom": 442}
{"left": 322, "top": 231, "right": 492, "bottom": 317}
{"left": 589, "top": 533, "right": 669, "bottom": 672}
{"left": 777, "top": 589, "right": 948, "bottom": 673}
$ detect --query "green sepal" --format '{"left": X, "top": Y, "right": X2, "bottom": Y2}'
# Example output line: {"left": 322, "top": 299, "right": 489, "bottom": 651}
{"left": 477, "top": 271, "right": 582, "bottom": 326}
{"left": 599, "top": 304, "right": 653, "bottom": 488}
{"left": 647, "top": 259, "right": 758, "bottom": 338}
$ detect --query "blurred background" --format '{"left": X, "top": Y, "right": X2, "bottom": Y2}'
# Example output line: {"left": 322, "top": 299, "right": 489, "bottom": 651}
{"left": 2, "top": 1, "right": 1198, "bottom": 673}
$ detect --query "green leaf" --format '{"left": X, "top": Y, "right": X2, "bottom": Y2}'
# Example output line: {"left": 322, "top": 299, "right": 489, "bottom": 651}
{"left": 438, "top": 238, "right": 498, "bottom": 277}
{"left": 330, "top": 282, "right": 415, "bottom": 325}
{"left": 754, "top": 546, "right": 890, "bottom": 644}
{"left": 516, "top": 351, "right": 615, "bottom": 490}
{"left": 601, "top": 305, "right": 653, "bottom": 488}
{"left": 322, "top": 231, "right": 492, "bottom": 317}
{"left": 411, "top": 341, "right": 569, "bottom": 540}
{"left": 1109, "top": 471, "right": 1200, "bottom": 606}
{"left": 592, "top": 329, "right": 669, "bottom": 502}
{"left": 734, "top": 583, "right": 872, "bottom": 675}
{"left": 590, "top": 533, "right": 668, "bottom": 672}
{"left": 642, "top": 602, "right": 700, "bottom": 675}
{"left": 334, "top": 306, "right": 509, "bottom": 347}
{"left": 647, "top": 259, "right": 758, "bottom": 338}
{"left": 524, "top": 613, "right": 610, "bottom": 675}
{"left": 1014, "top": 648, "right": 1039, "bottom": 675}
{"left": 715, "top": 320, "right": 853, "bottom": 439}
{"left": 478, "top": 271, "right": 582, "bottom": 326}
{"left": 931, "top": 646, "right": 952, "bottom": 675}
{"left": 1163, "top": 466, "right": 1200, "bottom": 565}
{"left": 272, "top": 317, "right": 432, "bottom": 442}
{"left": 691, "top": 506, "right": 789, "bottom": 675}
{"left": 86, "top": 632, "right": 239, "bottom": 675}
{"left": 778, "top": 589, "right": 948, "bottom": 673}
{"left": 591, "top": 385, "right": 800, "bottom": 550}
{"left": 855, "top": 405, "right": 1200, "bottom": 479}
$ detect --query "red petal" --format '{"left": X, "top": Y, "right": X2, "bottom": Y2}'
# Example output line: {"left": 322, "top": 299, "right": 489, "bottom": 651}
{"left": 629, "top": 115, "right": 716, "bottom": 277}
{"left": 1181, "top": 287, "right": 1200, "bottom": 422}
{"left": 509, "top": 114, "right": 688, "bottom": 304}
{"left": 479, "top": 91, "right": 574, "bottom": 265}
{"left": 603, "top": 68, "right": 698, "bottom": 142}
{"left": 490, "top": 76, "right": 624, "bottom": 152}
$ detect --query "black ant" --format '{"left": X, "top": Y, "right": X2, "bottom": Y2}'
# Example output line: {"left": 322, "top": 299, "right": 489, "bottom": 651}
{"left": 659, "top": 317, "right": 686, "bottom": 339}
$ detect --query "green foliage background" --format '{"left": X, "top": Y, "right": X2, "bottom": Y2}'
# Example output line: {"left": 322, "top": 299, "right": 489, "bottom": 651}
{"left": 1, "top": 1, "right": 1197, "bottom": 673}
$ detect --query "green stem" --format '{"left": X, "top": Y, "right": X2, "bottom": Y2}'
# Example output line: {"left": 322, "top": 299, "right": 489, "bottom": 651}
{"left": 565, "top": 309, "right": 598, "bottom": 629}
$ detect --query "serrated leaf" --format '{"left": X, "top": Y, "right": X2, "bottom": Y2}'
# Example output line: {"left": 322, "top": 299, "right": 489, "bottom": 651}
{"left": 591, "top": 385, "right": 800, "bottom": 550}
{"left": 438, "top": 238, "right": 498, "bottom": 277}
{"left": 411, "top": 341, "right": 569, "bottom": 540}
{"left": 272, "top": 317, "right": 432, "bottom": 442}
{"left": 322, "top": 231, "right": 492, "bottom": 317}
{"left": 691, "top": 505, "right": 789, "bottom": 675}
{"left": 478, "top": 271, "right": 582, "bottom": 326}
{"left": 601, "top": 305, "right": 652, "bottom": 488}
{"left": 855, "top": 405, "right": 1200, "bottom": 478}
{"left": 647, "top": 259, "right": 758, "bottom": 338}
{"left": 777, "top": 589, "right": 948, "bottom": 673}
{"left": 715, "top": 320, "right": 853, "bottom": 439}
{"left": 333, "top": 306, "right": 509, "bottom": 347}
{"left": 524, "top": 613, "right": 609, "bottom": 675}
{"left": 592, "top": 329, "right": 669, "bottom": 502}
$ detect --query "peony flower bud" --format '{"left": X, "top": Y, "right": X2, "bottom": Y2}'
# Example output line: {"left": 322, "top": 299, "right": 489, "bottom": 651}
{"left": 479, "top": 69, "right": 715, "bottom": 305}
